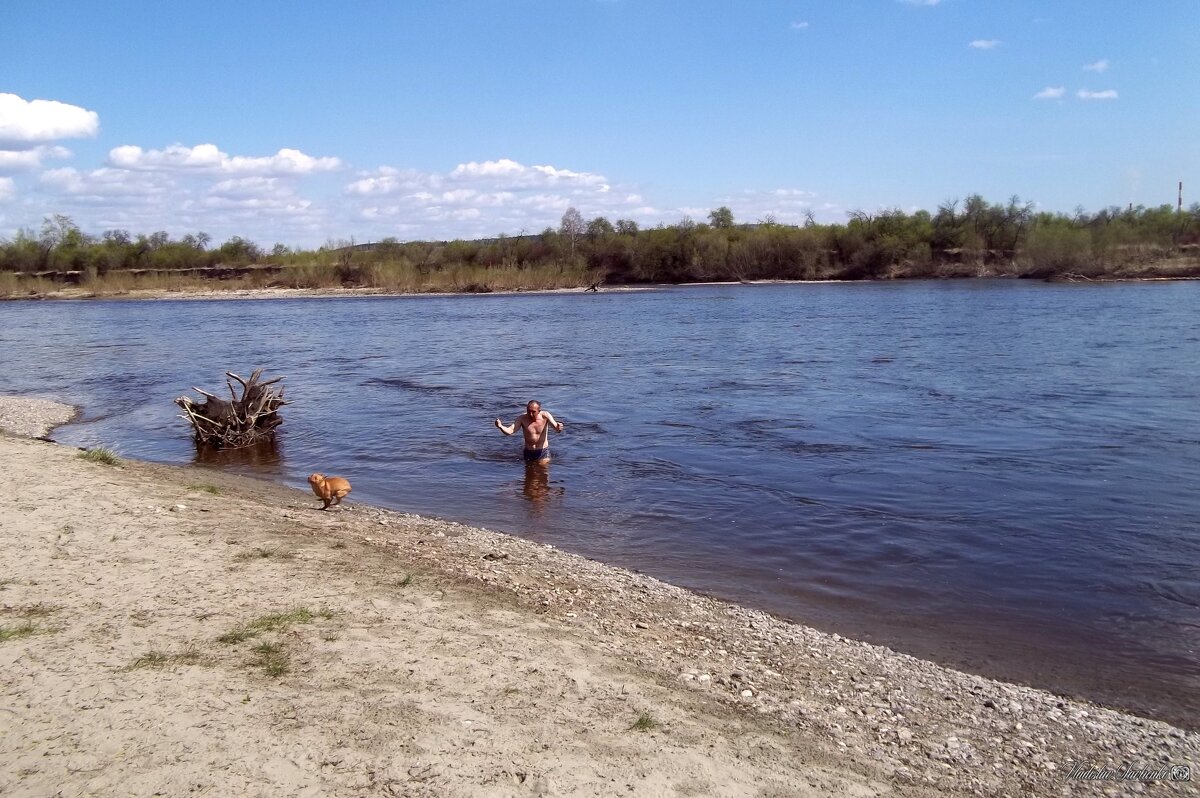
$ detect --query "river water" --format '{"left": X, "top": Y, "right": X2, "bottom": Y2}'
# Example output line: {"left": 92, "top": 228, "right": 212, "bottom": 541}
{"left": 3, "top": 280, "right": 1198, "bottom": 727}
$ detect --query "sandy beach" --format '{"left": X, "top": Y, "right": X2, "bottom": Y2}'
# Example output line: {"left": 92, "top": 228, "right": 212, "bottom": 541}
{"left": 0, "top": 284, "right": 662, "bottom": 303}
{"left": 1, "top": 402, "right": 1196, "bottom": 796}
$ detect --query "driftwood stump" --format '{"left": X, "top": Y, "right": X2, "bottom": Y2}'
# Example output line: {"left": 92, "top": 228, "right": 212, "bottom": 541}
{"left": 175, "top": 369, "right": 287, "bottom": 448}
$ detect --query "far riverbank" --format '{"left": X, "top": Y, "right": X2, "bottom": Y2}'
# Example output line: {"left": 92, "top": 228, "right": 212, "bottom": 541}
{"left": 4, "top": 261, "right": 1200, "bottom": 302}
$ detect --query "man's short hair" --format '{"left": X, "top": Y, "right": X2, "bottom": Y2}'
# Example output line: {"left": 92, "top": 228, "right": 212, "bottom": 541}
{"left": 527, "top": 399, "right": 540, "bottom": 409}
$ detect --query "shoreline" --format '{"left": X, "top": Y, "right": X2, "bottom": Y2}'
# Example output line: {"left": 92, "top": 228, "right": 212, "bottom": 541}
{"left": 2, "top": 399, "right": 1197, "bottom": 795}
{"left": 5, "top": 271, "right": 1200, "bottom": 303}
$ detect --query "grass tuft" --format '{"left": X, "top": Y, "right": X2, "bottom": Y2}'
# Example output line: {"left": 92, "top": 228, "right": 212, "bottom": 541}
{"left": 189, "top": 483, "right": 221, "bottom": 495}
{"left": 128, "top": 650, "right": 170, "bottom": 669}
{"left": 1, "top": 603, "right": 59, "bottom": 619}
{"left": 126, "top": 646, "right": 207, "bottom": 670}
{"left": 233, "top": 547, "right": 295, "bottom": 562}
{"left": 262, "top": 659, "right": 289, "bottom": 678}
{"left": 629, "top": 712, "right": 659, "bottom": 732}
{"left": 78, "top": 446, "right": 120, "bottom": 465}
{"left": 218, "top": 607, "right": 318, "bottom": 644}
{"left": 249, "top": 641, "right": 290, "bottom": 677}
{"left": 0, "top": 622, "right": 41, "bottom": 642}
{"left": 216, "top": 627, "right": 256, "bottom": 645}
{"left": 251, "top": 608, "right": 315, "bottom": 630}
{"left": 395, "top": 573, "right": 414, "bottom": 588}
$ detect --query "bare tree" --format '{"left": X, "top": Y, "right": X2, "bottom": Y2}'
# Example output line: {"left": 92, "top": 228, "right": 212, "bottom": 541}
{"left": 559, "top": 207, "right": 585, "bottom": 255}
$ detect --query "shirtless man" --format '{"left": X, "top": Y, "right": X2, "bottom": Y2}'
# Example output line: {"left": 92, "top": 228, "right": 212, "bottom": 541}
{"left": 495, "top": 400, "right": 564, "bottom": 463}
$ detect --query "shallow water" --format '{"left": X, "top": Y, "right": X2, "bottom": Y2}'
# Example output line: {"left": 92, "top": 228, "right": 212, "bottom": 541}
{"left": 3, "top": 280, "right": 1198, "bottom": 726}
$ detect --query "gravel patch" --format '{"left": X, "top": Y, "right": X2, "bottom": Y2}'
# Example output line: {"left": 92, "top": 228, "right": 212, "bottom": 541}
{"left": 0, "top": 395, "right": 76, "bottom": 438}
{"left": 335, "top": 505, "right": 1200, "bottom": 797}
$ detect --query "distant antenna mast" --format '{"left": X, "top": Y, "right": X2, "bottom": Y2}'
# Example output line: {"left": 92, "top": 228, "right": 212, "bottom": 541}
{"left": 1180, "top": 181, "right": 1184, "bottom": 213}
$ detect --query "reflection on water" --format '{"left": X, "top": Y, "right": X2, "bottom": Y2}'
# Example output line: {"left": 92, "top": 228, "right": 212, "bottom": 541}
{"left": 3, "top": 281, "right": 1199, "bottom": 728}
{"left": 191, "top": 438, "right": 285, "bottom": 473}
{"left": 521, "top": 461, "right": 564, "bottom": 515}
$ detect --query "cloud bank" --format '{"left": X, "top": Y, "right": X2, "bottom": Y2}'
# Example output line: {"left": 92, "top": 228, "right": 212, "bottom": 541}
{"left": 108, "top": 144, "right": 342, "bottom": 175}
{"left": 0, "top": 93, "right": 99, "bottom": 149}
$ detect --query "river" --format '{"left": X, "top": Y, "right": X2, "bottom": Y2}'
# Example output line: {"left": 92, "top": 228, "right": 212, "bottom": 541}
{"left": 3, "top": 279, "right": 1197, "bottom": 727}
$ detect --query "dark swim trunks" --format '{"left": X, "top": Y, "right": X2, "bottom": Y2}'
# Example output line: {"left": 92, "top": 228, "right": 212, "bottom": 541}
{"left": 523, "top": 448, "right": 551, "bottom": 463}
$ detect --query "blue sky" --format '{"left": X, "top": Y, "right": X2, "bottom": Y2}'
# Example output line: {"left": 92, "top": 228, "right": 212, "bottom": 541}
{"left": 1, "top": 1, "right": 1197, "bottom": 247}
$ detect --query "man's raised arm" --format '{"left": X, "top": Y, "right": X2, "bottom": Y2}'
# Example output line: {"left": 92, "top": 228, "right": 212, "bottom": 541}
{"left": 495, "top": 418, "right": 517, "bottom": 435}
{"left": 541, "top": 411, "right": 564, "bottom": 433}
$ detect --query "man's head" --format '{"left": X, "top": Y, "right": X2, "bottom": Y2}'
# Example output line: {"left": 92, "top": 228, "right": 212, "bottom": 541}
{"left": 526, "top": 400, "right": 541, "bottom": 417}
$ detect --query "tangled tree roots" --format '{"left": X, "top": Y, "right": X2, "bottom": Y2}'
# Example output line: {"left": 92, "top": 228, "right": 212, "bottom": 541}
{"left": 175, "top": 368, "right": 287, "bottom": 448}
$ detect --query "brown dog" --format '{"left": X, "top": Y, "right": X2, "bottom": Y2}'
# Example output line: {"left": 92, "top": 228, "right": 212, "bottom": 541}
{"left": 308, "top": 473, "right": 351, "bottom": 510}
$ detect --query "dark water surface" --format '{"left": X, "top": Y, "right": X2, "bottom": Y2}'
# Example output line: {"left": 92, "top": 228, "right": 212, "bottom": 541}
{"left": 3, "top": 280, "right": 1198, "bottom": 727}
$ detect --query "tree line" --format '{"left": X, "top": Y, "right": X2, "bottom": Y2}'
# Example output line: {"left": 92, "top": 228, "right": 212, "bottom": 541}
{"left": 3, "top": 195, "right": 1199, "bottom": 290}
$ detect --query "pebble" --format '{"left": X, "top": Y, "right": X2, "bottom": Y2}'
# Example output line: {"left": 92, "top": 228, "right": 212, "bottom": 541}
{"left": 740, "top": 689, "right": 753, "bottom": 698}
{"left": 0, "top": 396, "right": 75, "bottom": 438}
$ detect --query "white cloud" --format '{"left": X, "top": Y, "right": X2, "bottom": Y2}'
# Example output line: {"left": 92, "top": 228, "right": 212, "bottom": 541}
{"left": 108, "top": 143, "right": 342, "bottom": 175}
{"left": 450, "top": 158, "right": 525, "bottom": 180}
{"left": 0, "top": 177, "right": 14, "bottom": 202}
{"left": 0, "top": 145, "right": 70, "bottom": 174}
{"left": 226, "top": 148, "right": 341, "bottom": 175}
{"left": 347, "top": 158, "right": 640, "bottom": 238}
{"left": 790, "top": 21, "right": 809, "bottom": 30}
{"left": 969, "top": 39, "right": 1000, "bottom": 49}
{"left": 449, "top": 158, "right": 610, "bottom": 189}
{"left": 345, "top": 166, "right": 441, "bottom": 196}
{"left": 12, "top": 144, "right": 847, "bottom": 247}
{"left": 199, "top": 175, "right": 324, "bottom": 221}
{"left": 0, "top": 93, "right": 99, "bottom": 149}
{"left": 209, "top": 176, "right": 292, "bottom": 200}
{"left": 1033, "top": 86, "right": 1066, "bottom": 100}
{"left": 109, "top": 143, "right": 222, "bottom": 171}
{"left": 1083, "top": 59, "right": 1110, "bottom": 73}
{"left": 18, "top": 161, "right": 331, "bottom": 243}
{"left": 532, "top": 164, "right": 610, "bottom": 188}
{"left": 39, "top": 167, "right": 175, "bottom": 204}
{"left": 1077, "top": 89, "right": 1118, "bottom": 100}
{"left": 201, "top": 195, "right": 314, "bottom": 214}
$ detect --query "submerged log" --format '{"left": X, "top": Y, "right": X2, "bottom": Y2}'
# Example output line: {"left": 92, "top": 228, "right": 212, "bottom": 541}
{"left": 175, "top": 368, "right": 287, "bottom": 448}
